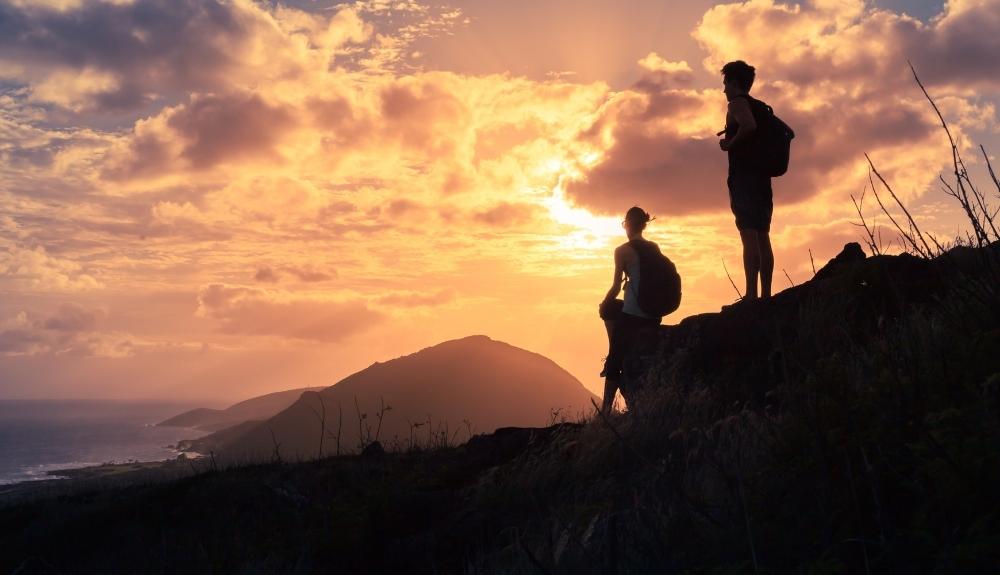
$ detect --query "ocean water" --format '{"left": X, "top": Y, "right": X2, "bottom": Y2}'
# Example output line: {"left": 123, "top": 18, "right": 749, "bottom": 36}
{"left": 0, "top": 400, "right": 208, "bottom": 485}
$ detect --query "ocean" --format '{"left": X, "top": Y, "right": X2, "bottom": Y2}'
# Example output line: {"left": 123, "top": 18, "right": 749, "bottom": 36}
{"left": 0, "top": 400, "right": 208, "bottom": 485}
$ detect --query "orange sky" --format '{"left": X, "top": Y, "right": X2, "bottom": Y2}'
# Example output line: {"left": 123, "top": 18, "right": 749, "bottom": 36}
{"left": 1, "top": 0, "right": 998, "bottom": 402}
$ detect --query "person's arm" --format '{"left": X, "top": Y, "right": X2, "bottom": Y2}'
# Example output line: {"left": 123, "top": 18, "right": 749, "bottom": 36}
{"left": 602, "top": 246, "right": 625, "bottom": 303}
{"left": 720, "top": 98, "right": 757, "bottom": 151}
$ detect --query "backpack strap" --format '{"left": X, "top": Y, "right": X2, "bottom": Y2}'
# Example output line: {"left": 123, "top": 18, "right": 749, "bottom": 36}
{"left": 628, "top": 238, "right": 659, "bottom": 257}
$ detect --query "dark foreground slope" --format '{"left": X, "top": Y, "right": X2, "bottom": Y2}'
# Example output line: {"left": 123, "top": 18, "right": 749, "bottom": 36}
{"left": 157, "top": 386, "right": 324, "bottom": 431}
{"left": 3, "top": 244, "right": 999, "bottom": 574}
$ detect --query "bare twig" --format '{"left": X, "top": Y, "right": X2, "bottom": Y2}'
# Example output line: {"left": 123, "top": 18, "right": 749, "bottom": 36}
{"left": 306, "top": 393, "right": 327, "bottom": 458}
{"left": 959, "top": 156, "right": 998, "bottom": 241}
{"left": 865, "top": 154, "right": 935, "bottom": 257}
{"left": 722, "top": 257, "right": 743, "bottom": 299}
{"left": 782, "top": 269, "right": 795, "bottom": 287}
{"left": 337, "top": 402, "right": 343, "bottom": 455}
{"left": 851, "top": 187, "right": 882, "bottom": 256}
{"left": 406, "top": 418, "right": 417, "bottom": 450}
{"left": 332, "top": 402, "right": 343, "bottom": 455}
{"left": 984, "top": 145, "right": 1000, "bottom": 199}
{"left": 808, "top": 249, "right": 817, "bottom": 275}
{"left": 910, "top": 61, "right": 992, "bottom": 245}
{"left": 975, "top": 145, "right": 1000, "bottom": 240}
{"left": 866, "top": 164, "right": 926, "bottom": 256}
{"left": 374, "top": 396, "right": 391, "bottom": 443}
{"left": 354, "top": 396, "right": 369, "bottom": 451}
{"left": 268, "top": 426, "right": 282, "bottom": 464}
{"left": 940, "top": 174, "right": 989, "bottom": 246}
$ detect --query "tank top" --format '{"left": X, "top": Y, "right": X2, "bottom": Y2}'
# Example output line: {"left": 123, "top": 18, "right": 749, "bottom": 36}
{"left": 623, "top": 247, "right": 657, "bottom": 319}
{"left": 725, "top": 95, "right": 766, "bottom": 175}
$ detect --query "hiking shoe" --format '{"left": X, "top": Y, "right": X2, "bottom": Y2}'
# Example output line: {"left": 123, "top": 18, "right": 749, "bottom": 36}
{"left": 721, "top": 296, "right": 767, "bottom": 313}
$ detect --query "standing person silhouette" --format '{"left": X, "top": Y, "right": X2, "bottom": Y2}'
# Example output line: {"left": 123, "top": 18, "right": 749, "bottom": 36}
{"left": 719, "top": 60, "right": 774, "bottom": 302}
{"left": 598, "top": 206, "right": 662, "bottom": 415}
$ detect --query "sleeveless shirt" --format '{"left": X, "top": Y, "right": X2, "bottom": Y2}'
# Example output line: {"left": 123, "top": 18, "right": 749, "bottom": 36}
{"left": 623, "top": 247, "right": 657, "bottom": 319}
{"left": 725, "top": 95, "right": 767, "bottom": 175}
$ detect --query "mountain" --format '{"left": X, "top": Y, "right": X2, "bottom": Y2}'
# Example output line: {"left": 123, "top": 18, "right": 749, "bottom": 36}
{"left": 194, "top": 335, "right": 597, "bottom": 461}
{"left": 157, "top": 387, "right": 324, "bottom": 432}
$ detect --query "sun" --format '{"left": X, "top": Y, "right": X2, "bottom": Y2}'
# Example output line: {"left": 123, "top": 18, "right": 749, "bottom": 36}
{"left": 541, "top": 180, "right": 621, "bottom": 253}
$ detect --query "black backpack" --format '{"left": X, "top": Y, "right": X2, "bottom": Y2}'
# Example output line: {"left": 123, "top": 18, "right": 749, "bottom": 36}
{"left": 745, "top": 96, "right": 795, "bottom": 177}
{"left": 628, "top": 238, "right": 682, "bottom": 317}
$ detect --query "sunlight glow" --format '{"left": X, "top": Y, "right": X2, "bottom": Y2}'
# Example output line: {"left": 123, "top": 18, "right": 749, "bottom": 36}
{"left": 544, "top": 180, "right": 621, "bottom": 247}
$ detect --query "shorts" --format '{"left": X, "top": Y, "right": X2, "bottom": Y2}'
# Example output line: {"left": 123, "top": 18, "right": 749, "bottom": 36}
{"left": 603, "top": 311, "right": 660, "bottom": 381}
{"left": 728, "top": 171, "right": 773, "bottom": 232}
{"left": 599, "top": 298, "right": 624, "bottom": 321}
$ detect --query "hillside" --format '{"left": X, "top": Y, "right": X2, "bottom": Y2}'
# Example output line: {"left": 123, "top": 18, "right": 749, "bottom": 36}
{"left": 2, "top": 243, "right": 998, "bottom": 574}
{"left": 157, "top": 387, "right": 324, "bottom": 431}
{"left": 190, "top": 335, "right": 597, "bottom": 462}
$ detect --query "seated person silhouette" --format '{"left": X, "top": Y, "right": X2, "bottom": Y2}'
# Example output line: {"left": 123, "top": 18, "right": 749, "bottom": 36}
{"left": 598, "top": 206, "right": 663, "bottom": 414}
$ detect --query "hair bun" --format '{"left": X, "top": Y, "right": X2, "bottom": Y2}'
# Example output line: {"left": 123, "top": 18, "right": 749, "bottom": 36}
{"left": 625, "top": 206, "right": 652, "bottom": 224}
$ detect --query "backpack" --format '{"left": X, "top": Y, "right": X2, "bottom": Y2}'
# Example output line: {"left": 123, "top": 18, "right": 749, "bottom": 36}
{"left": 738, "top": 95, "right": 796, "bottom": 177}
{"left": 628, "top": 238, "right": 682, "bottom": 317}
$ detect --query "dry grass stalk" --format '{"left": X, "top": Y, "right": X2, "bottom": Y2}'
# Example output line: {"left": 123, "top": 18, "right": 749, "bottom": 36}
{"left": 722, "top": 257, "right": 743, "bottom": 299}
{"left": 851, "top": 186, "right": 884, "bottom": 256}
{"left": 864, "top": 156, "right": 937, "bottom": 257}
{"left": 909, "top": 61, "right": 998, "bottom": 245}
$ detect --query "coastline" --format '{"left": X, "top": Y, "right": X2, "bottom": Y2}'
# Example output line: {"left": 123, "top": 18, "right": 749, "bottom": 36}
{"left": 0, "top": 454, "right": 206, "bottom": 506}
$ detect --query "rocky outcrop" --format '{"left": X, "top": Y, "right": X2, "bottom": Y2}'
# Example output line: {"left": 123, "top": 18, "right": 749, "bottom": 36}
{"left": 619, "top": 242, "right": 998, "bottom": 407}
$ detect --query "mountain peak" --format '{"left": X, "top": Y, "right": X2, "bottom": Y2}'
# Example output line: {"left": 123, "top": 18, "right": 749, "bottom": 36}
{"left": 198, "top": 336, "right": 596, "bottom": 461}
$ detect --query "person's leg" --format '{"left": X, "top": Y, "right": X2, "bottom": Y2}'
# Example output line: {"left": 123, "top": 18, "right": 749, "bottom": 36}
{"left": 599, "top": 299, "right": 622, "bottom": 377}
{"left": 758, "top": 231, "right": 773, "bottom": 298}
{"left": 602, "top": 317, "right": 626, "bottom": 413}
{"left": 601, "top": 377, "right": 618, "bottom": 414}
{"left": 739, "top": 228, "right": 761, "bottom": 299}
{"left": 599, "top": 319, "right": 614, "bottom": 377}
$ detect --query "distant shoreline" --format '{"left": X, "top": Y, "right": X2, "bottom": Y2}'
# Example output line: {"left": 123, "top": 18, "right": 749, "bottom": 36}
{"left": 0, "top": 455, "right": 205, "bottom": 505}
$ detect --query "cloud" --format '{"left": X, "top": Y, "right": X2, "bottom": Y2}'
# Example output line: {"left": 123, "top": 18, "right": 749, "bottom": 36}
{"left": 695, "top": 0, "right": 1000, "bottom": 94}
{"left": 102, "top": 91, "right": 298, "bottom": 179}
{"left": 376, "top": 288, "right": 455, "bottom": 308}
{"left": 471, "top": 202, "right": 539, "bottom": 227}
{"left": 39, "top": 302, "right": 100, "bottom": 332}
{"left": 253, "top": 266, "right": 335, "bottom": 283}
{"left": 286, "top": 267, "right": 335, "bottom": 283}
{"left": 634, "top": 53, "right": 695, "bottom": 91}
{"left": 0, "top": 0, "right": 371, "bottom": 113}
{"left": 0, "top": 304, "right": 134, "bottom": 357}
{"left": 196, "top": 284, "right": 383, "bottom": 342}
{"left": 0, "top": 245, "right": 102, "bottom": 291}
{"left": 563, "top": 0, "right": 997, "bottom": 218}
{"left": 379, "top": 75, "right": 470, "bottom": 155}
{"left": 254, "top": 267, "right": 279, "bottom": 283}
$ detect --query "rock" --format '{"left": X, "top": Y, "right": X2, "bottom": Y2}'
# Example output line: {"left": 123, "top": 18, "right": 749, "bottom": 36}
{"left": 361, "top": 441, "right": 385, "bottom": 458}
{"left": 617, "top": 242, "right": 965, "bottom": 410}
{"left": 814, "top": 241, "right": 866, "bottom": 280}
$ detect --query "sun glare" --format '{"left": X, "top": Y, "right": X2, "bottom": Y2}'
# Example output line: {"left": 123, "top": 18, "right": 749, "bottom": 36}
{"left": 544, "top": 181, "right": 620, "bottom": 249}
